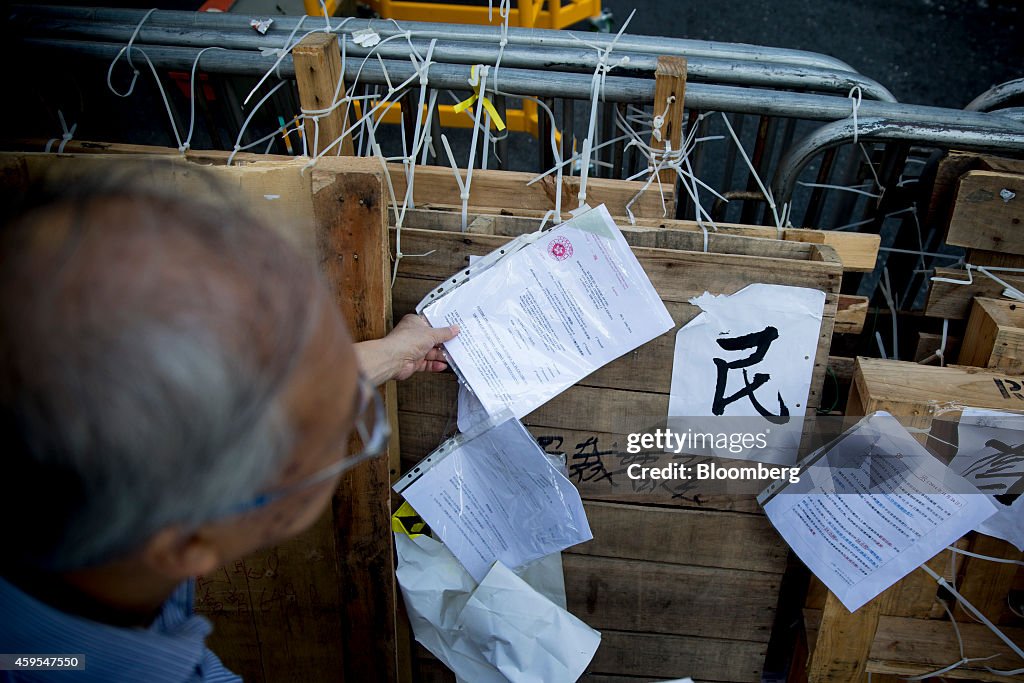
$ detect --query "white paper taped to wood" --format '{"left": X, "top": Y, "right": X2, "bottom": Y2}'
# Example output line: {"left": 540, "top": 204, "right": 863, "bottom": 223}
{"left": 759, "top": 412, "right": 998, "bottom": 612}
{"left": 421, "top": 204, "right": 673, "bottom": 421}
{"left": 394, "top": 534, "right": 596, "bottom": 683}
{"left": 667, "top": 284, "right": 826, "bottom": 464}
{"left": 953, "top": 407, "right": 1024, "bottom": 550}
{"left": 394, "top": 415, "right": 592, "bottom": 582}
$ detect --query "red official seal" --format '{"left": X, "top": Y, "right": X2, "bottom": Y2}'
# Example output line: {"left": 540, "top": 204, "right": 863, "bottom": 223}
{"left": 548, "top": 236, "right": 574, "bottom": 261}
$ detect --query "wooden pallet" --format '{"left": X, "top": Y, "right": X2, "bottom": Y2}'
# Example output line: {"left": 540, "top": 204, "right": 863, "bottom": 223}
{"left": 805, "top": 357, "right": 1024, "bottom": 683}
{"left": 392, "top": 217, "right": 843, "bottom": 682}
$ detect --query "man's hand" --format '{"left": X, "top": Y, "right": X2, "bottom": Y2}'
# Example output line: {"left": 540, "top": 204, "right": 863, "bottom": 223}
{"left": 355, "top": 314, "right": 460, "bottom": 385}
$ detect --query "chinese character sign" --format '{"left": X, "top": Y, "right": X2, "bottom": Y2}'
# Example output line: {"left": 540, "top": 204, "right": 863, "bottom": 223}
{"left": 667, "top": 284, "right": 826, "bottom": 464}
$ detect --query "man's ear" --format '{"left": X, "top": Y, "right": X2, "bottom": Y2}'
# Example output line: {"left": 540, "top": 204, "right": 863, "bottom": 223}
{"left": 139, "top": 526, "right": 223, "bottom": 581}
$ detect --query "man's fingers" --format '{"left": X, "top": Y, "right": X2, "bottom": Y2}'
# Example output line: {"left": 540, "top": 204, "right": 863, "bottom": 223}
{"left": 430, "top": 324, "right": 460, "bottom": 345}
{"left": 428, "top": 360, "right": 448, "bottom": 373}
{"left": 424, "top": 348, "right": 446, "bottom": 362}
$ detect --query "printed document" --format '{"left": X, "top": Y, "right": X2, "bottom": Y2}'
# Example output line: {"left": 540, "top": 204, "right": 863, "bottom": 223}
{"left": 421, "top": 204, "right": 673, "bottom": 419}
{"left": 395, "top": 416, "right": 592, "bottom": 581}
{"left": 760, "top": 412, "right": 997, "bottom": 612}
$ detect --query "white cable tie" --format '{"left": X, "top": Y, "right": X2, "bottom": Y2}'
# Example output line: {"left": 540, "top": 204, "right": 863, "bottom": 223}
{"left": 797, "top": 181, "right": 881, "bottom": 198}
{"left": 875, "top": 331, "right": 888, "bottom": 360}
{"left": 848, "top": 85, "right": 862, "bottom": 145}
{"left": 106, "top": 7, "right": 156, "bottom": 98}
{"left": 947, "top": 545, "right": 1024, "bottom": 566}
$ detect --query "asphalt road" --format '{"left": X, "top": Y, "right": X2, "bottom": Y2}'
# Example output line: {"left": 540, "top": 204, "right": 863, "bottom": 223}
{"left": 601, "top": 0, "right": 1022, "bottom": 107}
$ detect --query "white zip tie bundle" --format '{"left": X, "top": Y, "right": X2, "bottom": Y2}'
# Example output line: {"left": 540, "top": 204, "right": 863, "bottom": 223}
{"left": 918, "top": 318, "right": 950, "bottom": 366}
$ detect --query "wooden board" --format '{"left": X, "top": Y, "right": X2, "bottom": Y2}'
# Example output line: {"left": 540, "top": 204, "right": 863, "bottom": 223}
{"left": 867, "top": 615, "right": 1024, "bottom": 681}
{"left": 835, "top": 295, "right": 868, "bottom": 335}
{"left": 961, "top": 297, "right": 1024, "bottom": 370}
{"left": 946, "top": 170, "right": 1024, "bottom": 254}
{"left": 914, "top": 331, "right": 962, "bottom": 364}
{"left": 925, "top": 266, "right": 1024, "bottom": 320}
{"left": 854, "top": 356, "right": 1024, "bottom": 418}
{"left": 15, "top": 139, "right": 670, "bottom": 220}
{"left": 395, "top": 206, "right": 879, "bottom": 273}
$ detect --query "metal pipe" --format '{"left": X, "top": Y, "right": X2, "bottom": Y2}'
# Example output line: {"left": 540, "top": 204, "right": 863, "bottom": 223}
{"left": 965, "top": 77, "right": 1024, "bottom": 113}
{"left": 10, "top": 5, "right": 861, "bottom": 72}
{"left": 771, "top": 117, "right": 1024, "bottom": 205}
{"left": 23, "top": 37, "right": 1024, "bottom": 136}
{"left": 15, "top": 17, "right": 898, "bottom": 101}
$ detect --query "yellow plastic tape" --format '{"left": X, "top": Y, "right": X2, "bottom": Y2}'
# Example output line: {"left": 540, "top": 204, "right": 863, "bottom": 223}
{"left": 452, "top": 66, "right": 507, "bottom": 132}
{"left": 391, "top": 500, "right": 429, "bottom": 537}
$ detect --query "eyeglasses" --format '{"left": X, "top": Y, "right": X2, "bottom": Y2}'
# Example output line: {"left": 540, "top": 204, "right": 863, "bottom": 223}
{"left": 224, "top": 375, "right": 391, "bottom": 517}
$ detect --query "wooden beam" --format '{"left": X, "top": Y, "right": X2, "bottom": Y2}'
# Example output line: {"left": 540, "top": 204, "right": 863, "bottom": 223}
{"left": 945, "top": 170, "right": 1024, "bottom": 254}
{"left": 294, "top": 33, "right": 354, "bottom": 156}
{"left": 925, "top": 266, "right": 1024, "bottom": 320}
{"left": 311, "top": 157, "right": 398, "bottom": 681}
{"left": 649, "top": 56, "right": 687, "bottom": 188}
{"left": 834, "top": 294, "right": 868, "bottom": 335}
{"left": 868, "top": 614, "right": 1024, "bottom": 681}
{"left": 394, "top": 206, "right": 880, "bottom": 273}
{"left": 961, "top": 297, "right": 1024, "bottom": 370}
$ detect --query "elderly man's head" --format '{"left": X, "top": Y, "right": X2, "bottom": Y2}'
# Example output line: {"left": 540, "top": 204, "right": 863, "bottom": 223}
{"left": 0, "top": 167, "right": 361, "bottom": 584}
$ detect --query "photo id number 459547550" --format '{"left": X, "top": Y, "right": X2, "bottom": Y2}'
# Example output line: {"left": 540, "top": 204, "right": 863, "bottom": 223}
{"left": 0, "top": 655, "right": 86, "bottom": 670}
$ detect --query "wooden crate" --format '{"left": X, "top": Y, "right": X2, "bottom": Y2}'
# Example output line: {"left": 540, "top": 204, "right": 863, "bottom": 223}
{"left": 945, "top": 170, "right": 1024, "bottom": 255}
{"left": 392, "top": 217, "right": 844, "bottom": 681}
{"left": 961, "top": 297, "right": 1024, "bottom": 370}
{"left": 805, "top": 357, "right": 1024, "bottom": 683}
{"left": 0, "top": 152, "right": 403, "bottom": 683}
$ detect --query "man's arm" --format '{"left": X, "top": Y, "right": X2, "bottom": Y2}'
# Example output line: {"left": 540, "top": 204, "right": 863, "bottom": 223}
{"left": 354, "top": 314, "right": 459, "bottom": 386}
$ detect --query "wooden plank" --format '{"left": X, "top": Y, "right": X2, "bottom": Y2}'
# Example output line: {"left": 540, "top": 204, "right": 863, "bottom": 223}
{"left": 946, "top": 170, "right": 1024, "bottom": 254}
{"left": 783, "top": 228, "right": 880, "bottom": 273}
{"left": 961, "top": 297, "right": 1024, "bottom": 370}
{"left": 567, "top": 501, "right": 787, "bottom": 572}
{"left": 293, "top": 33, "right": 354, "bottom": 156}
{"left": 834, "top": 295, "right": 868, "bottom": 335}
{"left": 914, "top": 331, "right": 962, "bottom": 364}
{"left": 650, "top": 55, "right": 687, "bottom": 187}
{"left": 23, "top": 140, "right": 668, "bottom": 219}
{"left": 199, "top": 516, "right": 349, "bottom": 682}
{"left": 590, "top": 630, "right": 767, "bottom": 682}
{"left": 311, "top": 157, "right": 399, "bottom": 682}
{"left": 957, "top": 533, "right": 1024, "bottom": 626}
{"left": 925, "top": 266, "right": 1024, "bottom": 320}
{"left": 563, "top": 554, "right": 780, "bottom": 642}
{"left": 396, "top": 206, "right": 879, "bottom": 273}
{"left": 966, "top": 248, "right": 1024, "bottom": 268}
{"left": 867, "top": 615, "right": 1024, "bottom": 681}
{"left": 807, "top": 590, "right": 881, "bottom": 683}
{"left": 397, "top": 408, "right": 764, "bottom": 513}
{"left": 855, "top": 356, "right": 1024, "bottom": 417}
{"left": 389, "top": 167, "right": 669, "bottom": 220}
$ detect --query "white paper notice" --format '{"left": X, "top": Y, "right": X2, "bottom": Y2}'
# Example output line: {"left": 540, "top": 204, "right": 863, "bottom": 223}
{"left": 761, "top": 412, "right": 998, "bottom": 612}
{"left": 668, "top": 284, "right": 826, "bottom": 464}
{"left": 422, "top": 204, "right": 673, "bottom": 419}
{"left": 457, "top": 561, "right": 601, "bottom": 683}
{"left": 953, "top": 407, "right": 1024, "bottom": 550}
{"left": 396, "top": 417, "right": 592, "bottom": 581}
{"left": 395, "top": 534, "right": 581, "bottom": 683}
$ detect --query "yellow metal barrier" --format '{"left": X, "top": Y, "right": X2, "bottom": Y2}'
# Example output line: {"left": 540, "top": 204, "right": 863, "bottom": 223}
{"left": 305, "top": 1, "right": 603, "bottom": 139}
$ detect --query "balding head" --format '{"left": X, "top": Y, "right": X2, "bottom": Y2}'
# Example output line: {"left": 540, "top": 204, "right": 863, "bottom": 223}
{"left": 0, "top": 164, "right": 353, "bottom": 572}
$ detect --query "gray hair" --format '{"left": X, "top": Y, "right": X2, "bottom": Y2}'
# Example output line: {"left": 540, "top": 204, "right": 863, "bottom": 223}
{"left": 0, "top": 162, "right": 322, "bottom": 571}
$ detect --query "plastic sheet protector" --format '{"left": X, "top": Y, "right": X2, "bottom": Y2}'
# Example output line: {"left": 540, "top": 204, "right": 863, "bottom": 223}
{"left": 952, "top": 407, "right": 1024, "bottom": 550}
{"left": 759, "top": 412, "right": 998, "bottom": 612}
{"left": 419, "top": 204, "right": 673, "bottom": 420}
{"left": 394, "top": 415, "right": 592, "bottom": 582}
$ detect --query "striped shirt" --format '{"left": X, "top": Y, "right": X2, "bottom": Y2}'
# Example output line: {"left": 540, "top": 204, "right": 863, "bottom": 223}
{"left": 0, "top": 577, "right": 241, "bottom": 682}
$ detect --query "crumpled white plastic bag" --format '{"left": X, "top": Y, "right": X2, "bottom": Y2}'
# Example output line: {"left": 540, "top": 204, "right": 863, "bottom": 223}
{"left": 395, "top": 533, "right": 597, "bottom": 682}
